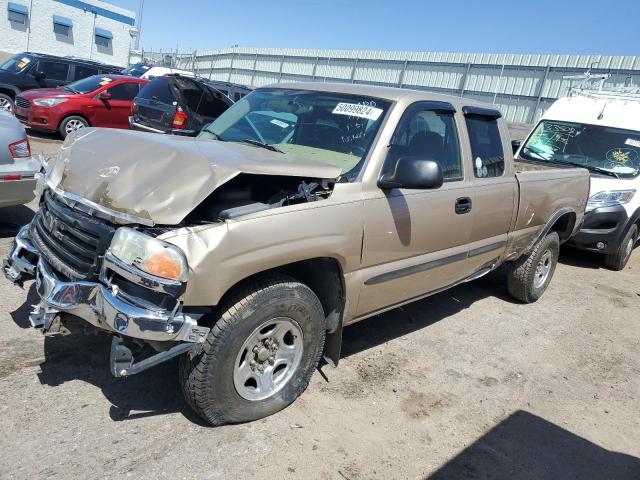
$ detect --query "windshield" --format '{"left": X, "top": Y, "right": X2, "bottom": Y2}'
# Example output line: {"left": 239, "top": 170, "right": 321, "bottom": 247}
{"left": 520, "top": 120, "right": 640, "bottom": 178}
{"left": 121, "top": 64, "right": 151, "bottom": 77}
{"left": 0, "top": 54, "right": 32, "bottom": 73}
{"left": 199, "top": 88, "right": 391, "bottom": 180}
{"left": 62, "top": 75, "right": 114, "bottom": 94}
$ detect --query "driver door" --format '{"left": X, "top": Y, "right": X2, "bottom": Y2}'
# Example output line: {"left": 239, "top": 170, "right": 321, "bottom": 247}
{"left": 356, "top": 102, "right": 474, "bottom": 317}
{"left": 92, "top": 82, "right": 141, "bottom": 128}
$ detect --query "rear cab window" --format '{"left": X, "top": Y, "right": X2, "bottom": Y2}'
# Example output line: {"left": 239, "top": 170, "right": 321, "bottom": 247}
{"left": 464, "top": 106, "right": 505, "bottom": 178}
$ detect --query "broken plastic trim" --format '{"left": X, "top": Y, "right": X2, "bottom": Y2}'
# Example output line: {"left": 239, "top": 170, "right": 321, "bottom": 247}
{"left": 110, "top": 336, "right": 197, "bottom": 377}
{"left": 45, "top": 177, "right": 155, "bottom": 227}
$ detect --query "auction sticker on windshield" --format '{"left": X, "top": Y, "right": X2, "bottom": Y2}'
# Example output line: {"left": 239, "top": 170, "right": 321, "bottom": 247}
{"left": 332, "top": 103, "right": 383, "bottom": 121}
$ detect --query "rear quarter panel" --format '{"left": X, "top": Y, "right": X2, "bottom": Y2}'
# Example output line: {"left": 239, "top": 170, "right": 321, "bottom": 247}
{"left": 506, "top": 166, "right": 590, "bottom": 258}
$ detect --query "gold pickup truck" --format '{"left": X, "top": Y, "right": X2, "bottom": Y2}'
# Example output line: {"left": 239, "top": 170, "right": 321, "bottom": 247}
{"left": 3, "top": 83, "right": 590, "bottom": 425}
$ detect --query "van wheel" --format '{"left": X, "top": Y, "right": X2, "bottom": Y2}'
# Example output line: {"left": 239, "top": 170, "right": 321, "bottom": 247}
{"left": 605, "top": 224, "right": 637, "bottom": 271}
{"left": 0, "top": 93, "right": 14, "bottom": 114}
{"left": 506, "top": 232, "right": 560, "bottom": 303}
{"left": 179, "top": 274, "right": 326, "bottom": 426}
{"left": 59, "top": 116, "right": 89, "bottom": 138}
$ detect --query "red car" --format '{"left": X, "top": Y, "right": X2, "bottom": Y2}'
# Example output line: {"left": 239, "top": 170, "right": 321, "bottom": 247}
{"left": 14, "top": 75, "right": 148, "bottom": 138}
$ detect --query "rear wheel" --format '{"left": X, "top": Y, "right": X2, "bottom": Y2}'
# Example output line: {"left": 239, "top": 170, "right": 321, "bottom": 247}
{"left": 505, "top": 232, "right": 560, "bottom": 303}
{"left": 179, "top": 274, "right": 326, "bottom": 426}
{"left": 0, "top": 93, "right": 14, "bottom": 114}
{"left": 605, "top": 224, "right": 637, "bottom": 271}
{"left": 59, "top": 115, "right": 89, "bottom": 138}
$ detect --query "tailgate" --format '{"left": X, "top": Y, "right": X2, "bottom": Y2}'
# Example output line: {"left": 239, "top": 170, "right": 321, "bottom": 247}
{"left": 133, "top": 97, "right": 175, "bottom": 132}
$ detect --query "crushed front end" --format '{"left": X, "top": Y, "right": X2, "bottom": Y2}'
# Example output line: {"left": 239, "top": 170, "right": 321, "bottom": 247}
{"left": 3, "top": 188, "right": 209, "bottom": 377}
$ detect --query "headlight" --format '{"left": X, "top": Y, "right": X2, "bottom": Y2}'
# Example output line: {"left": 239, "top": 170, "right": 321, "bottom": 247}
{"left": 586, "top": 190, "right": 636, "bottom": 211}
{"left": 33, "top": 97, "right": 67, "bottom": 107}
{"left": 109, "top": 227, "right": 188, "bottom": 282}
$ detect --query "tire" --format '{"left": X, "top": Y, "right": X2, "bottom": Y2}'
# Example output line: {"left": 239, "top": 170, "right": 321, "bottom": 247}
{"left": 505, "top": 232, "right": 560, "bottom": 303}
{"left": 605, "top": 224, "right": 637, "bottom": 271}
{"left": 179, "top": 274, "right": 326, "bottom": 426}
{"left": 59, "top": 115, "right": 89, "bottom": 138}
{"left": 0, "top": 93, "right": 14, "bottom": 114}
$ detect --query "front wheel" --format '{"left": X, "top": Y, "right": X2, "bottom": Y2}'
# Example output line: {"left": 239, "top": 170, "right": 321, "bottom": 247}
{"left": 505, "top": 232, "right": 560, "bottom": 303}
{"left": 605, "top": 224, "right": 637, "bottom": 271}
{"left": 59, "top": 115, "right": 89, "bottom": 138}
{"left": 0, "top": 93, "right": 14, "bottom": 114}
{"left": 179, "top": 275, "right": 326, "bottom": 426}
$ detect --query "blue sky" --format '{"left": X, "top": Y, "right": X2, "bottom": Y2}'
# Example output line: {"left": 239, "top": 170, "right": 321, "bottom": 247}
{"left": 107, "top": 0, "right": 640, "bottom": 55}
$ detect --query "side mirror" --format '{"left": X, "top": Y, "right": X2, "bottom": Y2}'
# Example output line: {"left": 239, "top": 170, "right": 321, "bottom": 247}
{"left": 98, "top": 91, "right": 111, "bottom": 101}
{"left": 378, "top": 157, "right": 444, "bottom": 190}
{"left": 511, "top": 139, "right": 522, "bottom": 155}
{"left": 32, "top": 71, "right": 46, "bottom": 80}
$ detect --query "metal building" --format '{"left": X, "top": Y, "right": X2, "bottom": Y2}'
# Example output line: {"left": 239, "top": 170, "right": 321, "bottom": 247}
{"left": 175, "top": 47, "right": 640, "bottom": 124}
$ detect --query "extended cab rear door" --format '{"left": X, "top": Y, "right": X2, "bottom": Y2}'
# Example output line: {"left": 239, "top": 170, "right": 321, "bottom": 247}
{"left": 460, "top": 107, "right": 517, "bottom": 271}
{"left": 355, "top": 101, "right": 474, "bottom": 318}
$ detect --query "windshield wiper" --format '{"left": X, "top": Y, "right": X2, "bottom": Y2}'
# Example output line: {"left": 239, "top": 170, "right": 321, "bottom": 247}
{"left": 521, "top": 146, "right": 549, "bottom": 161}
{"left": 240, "top": 139, "right": 283, "bottom": 153}
{"left": 546, "top": 159, "right": 620, "bottom": 179}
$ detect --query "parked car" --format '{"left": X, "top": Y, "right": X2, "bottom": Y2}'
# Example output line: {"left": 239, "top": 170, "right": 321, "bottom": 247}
{"left": 0, "top": 110, "right": 39, "bottom": 208}
{"left": 129, "top": 74, "right": 234, "bottom": 136}
{"left": 14, "top": 75, "right": 148, "bottom": 138}
{"left": 4, "top": 83, "right": 590, "bottom": 426}
{"left": 0, "top": 52, "right": 121, "bottom": 114}
{"left": 122, "top": 63, "right": 195, "bottom": 80}
{"left": 516, "top": 88, "right": 640, "bottom": 270}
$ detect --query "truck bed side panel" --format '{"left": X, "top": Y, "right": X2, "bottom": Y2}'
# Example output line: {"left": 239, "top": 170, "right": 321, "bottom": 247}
{"left": 506, "top": 166, "right": 589, "bottom": 259}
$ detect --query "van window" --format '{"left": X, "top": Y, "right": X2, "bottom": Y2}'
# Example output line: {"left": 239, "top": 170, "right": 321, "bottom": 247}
{"left": 465, "top": 115, "right": 504, "bottom": 178}
{"left": 138, "top": 78, "right": 175, "bottom": 104}
{"left": 74, "top": 65, "right": 99, "bottom": 80}
{"left": 38, "top": 61, "right": 69, "bottom": 81}
{"left": 387, "top": 108, "right": 463, "bottom": 181}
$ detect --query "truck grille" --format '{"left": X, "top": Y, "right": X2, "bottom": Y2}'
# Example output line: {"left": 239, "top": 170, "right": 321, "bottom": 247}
{"left": 15, "top": 97, "right": 31, "bottom": 109}
{"left": 30, "top": 190, "right": 116, "bottom": 280}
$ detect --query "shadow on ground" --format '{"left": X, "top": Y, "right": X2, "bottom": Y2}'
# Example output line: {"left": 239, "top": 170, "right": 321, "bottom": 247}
{"left": 37, "top": 333, "right": 209, "bottom": 426}
{"left": 427, "top": 410, "right": 640, "bottom": 479}
{"left": 341, "top": 272, "right": 514, "bottom": 358}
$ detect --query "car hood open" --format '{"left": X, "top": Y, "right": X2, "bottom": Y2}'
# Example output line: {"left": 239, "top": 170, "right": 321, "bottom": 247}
{"left": 46, "top": 128, "right": 341, "bottom": 225}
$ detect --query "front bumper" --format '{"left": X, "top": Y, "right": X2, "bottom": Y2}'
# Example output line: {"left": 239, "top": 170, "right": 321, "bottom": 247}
{"left": 566, "top": 205, "right": 629, "bottom": 254}
{"left": 3, "top": 225, "right": 209, "bottom": 344}
{"left": 14, "top": 105, "right": 59, "bottom": 132}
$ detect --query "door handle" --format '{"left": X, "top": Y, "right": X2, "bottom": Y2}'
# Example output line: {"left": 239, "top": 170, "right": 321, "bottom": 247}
{"left": 455, "top": 197, "right": 472, "bottom": 214}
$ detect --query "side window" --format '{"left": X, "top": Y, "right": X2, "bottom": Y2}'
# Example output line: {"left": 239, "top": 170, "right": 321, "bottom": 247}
{"left": 38, "top": 61, "right": 69, "bottom": 81}
{"left": 465, "top": 114, "right": 505, "bottom": 178}
{"left": 107, "top": 82, "right": 141, "bottom": 101}
{"left": 388, "top": 108, "right": 463, "bottom": 181}
{"left": 74, "top": 65, "right": 98, "bottom": 80}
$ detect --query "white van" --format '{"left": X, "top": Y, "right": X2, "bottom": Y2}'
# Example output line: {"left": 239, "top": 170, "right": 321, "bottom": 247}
{"left": 517, "top": 87, "right": 640, "bottom": 270}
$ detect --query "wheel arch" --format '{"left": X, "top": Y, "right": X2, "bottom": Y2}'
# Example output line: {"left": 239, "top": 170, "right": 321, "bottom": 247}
{"left": 208, "top": 257, "right": 347, "bottom": 367}
{"left": 526, "top": 207, "right": 576, "bottom": 254}
{"left": 58, "top": 113, "right": 92, "bottom": 129}
{"left": 0, "top": 84, "right": 20, "bottom": 99}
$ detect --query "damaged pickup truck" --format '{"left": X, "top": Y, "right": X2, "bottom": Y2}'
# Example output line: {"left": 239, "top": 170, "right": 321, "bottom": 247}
{"left": 3, "top": 83, "right": 590, "bottom": 425}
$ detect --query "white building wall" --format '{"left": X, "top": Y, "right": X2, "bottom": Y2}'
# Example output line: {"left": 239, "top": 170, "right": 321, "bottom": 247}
{"left": 0, "top": 0, "right": 135, "bottom": 66}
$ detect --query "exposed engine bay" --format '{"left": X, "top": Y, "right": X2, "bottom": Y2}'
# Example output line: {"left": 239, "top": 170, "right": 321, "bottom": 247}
{"left": 185, "top": 174, "right": 335, "bottom": 224}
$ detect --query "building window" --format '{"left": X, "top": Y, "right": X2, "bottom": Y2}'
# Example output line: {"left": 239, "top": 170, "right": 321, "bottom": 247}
{"left": 95, "top": 28, "right": 113, "bottom": 48}
{"left": 53, "top": 15, "right": 73, "bottom": 36}
{"left": 7, "top": 2, "right": 28, "bottom": 25}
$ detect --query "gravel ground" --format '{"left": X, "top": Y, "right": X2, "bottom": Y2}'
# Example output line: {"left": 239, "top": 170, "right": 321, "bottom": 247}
{"left": 0, "top": 133, "right": 638, "bottom": 480}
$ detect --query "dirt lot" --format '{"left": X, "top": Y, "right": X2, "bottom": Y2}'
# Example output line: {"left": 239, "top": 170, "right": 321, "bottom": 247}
{"left": 0, "top": 133, "right": 639, "bottom": 479}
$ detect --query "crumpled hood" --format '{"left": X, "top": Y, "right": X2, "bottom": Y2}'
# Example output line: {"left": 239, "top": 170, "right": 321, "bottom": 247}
{"left": 47, "top": 128, "right": 341, "bottom": 225}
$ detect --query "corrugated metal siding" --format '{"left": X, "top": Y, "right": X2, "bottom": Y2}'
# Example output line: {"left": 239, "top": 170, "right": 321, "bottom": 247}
{"left": 175, "top": 47, "right": 640, "bottom": 123}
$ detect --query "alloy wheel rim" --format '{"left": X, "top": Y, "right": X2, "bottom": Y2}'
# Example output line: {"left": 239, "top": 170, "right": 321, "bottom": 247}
{"left": 534, "top": 249, "right": 553, "bottom": 289}
{"left": 233, "top": 317, "right": 304, "bottom": 401}
{"left": 0, "top": 98, "right": 12, "bottom": 113}
{"left": 65, "top": 119, "right": 85, "bottom": 133}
